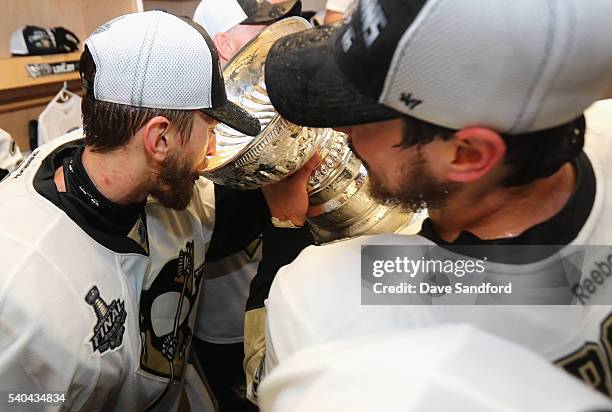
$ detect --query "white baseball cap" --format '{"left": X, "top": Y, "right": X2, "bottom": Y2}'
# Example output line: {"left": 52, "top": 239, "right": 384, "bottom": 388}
{"left": 266, "top": 0, "right": 612, "bottom": 134}
{"left": 84, "top": 11, "right": 260, "bottom": 136}
{"left": 193, "top": 0, "right": 302, "bottom": 38}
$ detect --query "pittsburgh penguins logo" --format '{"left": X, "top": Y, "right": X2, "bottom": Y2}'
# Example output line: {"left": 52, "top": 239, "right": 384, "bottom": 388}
{"left": 139, "top": 241, "right": 205, "bottom": 381}
{"left": 85, "top": 286, "right": 127, "bottom": 355}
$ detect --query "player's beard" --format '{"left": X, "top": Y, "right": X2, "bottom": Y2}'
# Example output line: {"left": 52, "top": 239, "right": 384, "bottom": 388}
{"left": 366, "top": 148, "right": 460, "bottom": 214}
{"left": 150, "top": 148, "right": 197, "bottom": 211}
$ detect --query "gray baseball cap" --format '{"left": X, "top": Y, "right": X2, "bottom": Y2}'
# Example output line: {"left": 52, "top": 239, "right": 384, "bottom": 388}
{"left": 265, "top": 0, "right": 612, "bottom": 134}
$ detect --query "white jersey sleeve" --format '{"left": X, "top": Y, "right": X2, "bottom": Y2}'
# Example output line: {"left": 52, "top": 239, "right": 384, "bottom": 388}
{"left": 0, "top": 246, "right": 105, "bottom": 410}
{"left": 259, "top": 325, "right": 612, "bottom": 412}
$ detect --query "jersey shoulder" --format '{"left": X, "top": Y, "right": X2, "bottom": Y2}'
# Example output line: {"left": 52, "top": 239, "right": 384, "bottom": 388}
{"left": 272, "top": 233, "right": 433, "bottom": 297}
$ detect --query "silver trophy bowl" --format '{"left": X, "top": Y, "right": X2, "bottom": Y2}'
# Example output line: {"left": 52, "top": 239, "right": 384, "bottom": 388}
{"left": 202, "top": 17, "right": 412, "bottom": 244}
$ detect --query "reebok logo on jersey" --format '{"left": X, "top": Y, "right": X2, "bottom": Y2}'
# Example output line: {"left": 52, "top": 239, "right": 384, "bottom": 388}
{"left": 85, "top": 286, "right": 127, "bottom": 355}
{"left": 573, "top": 248, "right": 612, "bottom": 304}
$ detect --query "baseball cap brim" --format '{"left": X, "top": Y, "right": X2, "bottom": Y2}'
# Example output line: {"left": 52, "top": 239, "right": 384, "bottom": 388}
{"left": 243, "top": 0, "right": 302, "bottom": 25}
{"left": 201, "top": 100, "right": 261, "bottom": 136}
{"left": 265, "top": 25, "right": 403, "bottom": 128}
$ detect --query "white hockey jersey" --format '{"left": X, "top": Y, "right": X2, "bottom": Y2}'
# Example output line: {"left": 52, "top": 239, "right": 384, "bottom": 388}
{"left": 195, "top": 239, "right": 261, "bottom": 344}
{"left": 263, "top": 100, "right": 612, "bottom": 397}
{"left": 37, "top": 89, "right": 82, "bottom": 148}
{"left": 0, "top": 131, "right": 221, "bottom": 411}
{"left": 259, "top": 326, "right": 612, "bottom": 412}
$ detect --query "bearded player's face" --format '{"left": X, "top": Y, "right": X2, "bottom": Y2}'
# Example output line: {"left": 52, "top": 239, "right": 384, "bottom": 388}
{"left": 338, "top": 118, "right": 458, "bottom": 213}
{"left": 151, "top": 113, "right": 217, "bottom": 210}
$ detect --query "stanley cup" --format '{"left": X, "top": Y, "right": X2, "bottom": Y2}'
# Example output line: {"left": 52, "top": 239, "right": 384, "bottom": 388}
{"left": 202, "top": 17, "right": 413, "bottom": 244}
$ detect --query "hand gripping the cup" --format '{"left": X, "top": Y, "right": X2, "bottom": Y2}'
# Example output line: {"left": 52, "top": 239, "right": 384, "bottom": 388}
{"left": 262, "top": 153, "right": 322, "bottom": 227}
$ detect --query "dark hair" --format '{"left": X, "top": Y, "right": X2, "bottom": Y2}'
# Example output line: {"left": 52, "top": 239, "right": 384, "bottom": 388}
{"left": 80, "top": 46, "right": 196, "bottom": 153}
{"left": 398, "top": 115, "right": 585, "bottom": 187}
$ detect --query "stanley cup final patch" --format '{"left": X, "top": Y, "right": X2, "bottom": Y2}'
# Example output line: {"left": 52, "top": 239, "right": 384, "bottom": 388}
{"left": 85, "top": 286, "right": 127, "bottom": 355}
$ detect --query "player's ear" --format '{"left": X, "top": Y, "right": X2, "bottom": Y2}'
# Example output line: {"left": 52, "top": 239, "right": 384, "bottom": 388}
{"left": 141, "top": 116, "right": 171, "bottom": 163}
{"left": 213, "top": 32, "right": 234, "bottom": 62}
{"left": 445, "top": 127, "right": 506, "bottom": 183}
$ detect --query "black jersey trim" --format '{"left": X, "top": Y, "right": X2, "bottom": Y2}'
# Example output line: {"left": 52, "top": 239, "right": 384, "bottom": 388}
{"left": 33, "top": 141, "right": 149, "bottom": 255}
{"left": 418, "top": 152, "right": 596, "bottom": 263}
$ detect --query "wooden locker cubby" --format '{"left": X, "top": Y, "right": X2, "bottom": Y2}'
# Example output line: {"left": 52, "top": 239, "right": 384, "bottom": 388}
{"left": 0, "top": 0, "right": 140, "bottom": 150}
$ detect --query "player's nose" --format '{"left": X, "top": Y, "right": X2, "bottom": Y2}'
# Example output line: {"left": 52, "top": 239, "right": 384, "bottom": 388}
{"left": 206, "top": 133, "right": 217, "bottom": 157}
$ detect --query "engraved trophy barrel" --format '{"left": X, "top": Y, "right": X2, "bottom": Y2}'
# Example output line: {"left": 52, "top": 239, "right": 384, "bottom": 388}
{"left": 202, "top": 17, "right": 412, "bottom": 244}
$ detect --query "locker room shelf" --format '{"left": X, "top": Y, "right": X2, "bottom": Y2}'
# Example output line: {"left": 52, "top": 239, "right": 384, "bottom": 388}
{"left": 0, "top": 52, "right": 82, "bottom": 111}
{"left": 0, "top": 0, "right": 139, "bottom": 150}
